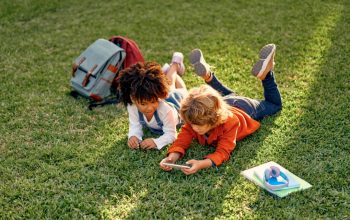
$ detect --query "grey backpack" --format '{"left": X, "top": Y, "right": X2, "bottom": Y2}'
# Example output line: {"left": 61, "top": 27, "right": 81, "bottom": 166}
{"left": 70, "top": 39, "right": 126, "bottom": 102}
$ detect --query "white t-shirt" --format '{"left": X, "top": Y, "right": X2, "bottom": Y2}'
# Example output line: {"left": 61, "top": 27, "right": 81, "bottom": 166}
{"left": 127, "top": 100, "right": 179, "bottom": 150}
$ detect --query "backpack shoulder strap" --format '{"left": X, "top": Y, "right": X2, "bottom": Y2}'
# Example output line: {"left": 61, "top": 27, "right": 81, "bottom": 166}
{"left": 88, "top": 96, "right": 120, "bottom": 110}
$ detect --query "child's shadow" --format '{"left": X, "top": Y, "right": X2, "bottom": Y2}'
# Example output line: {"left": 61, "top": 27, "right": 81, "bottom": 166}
{"left": 92, "top": 115, "right": 279, "bottom": 218}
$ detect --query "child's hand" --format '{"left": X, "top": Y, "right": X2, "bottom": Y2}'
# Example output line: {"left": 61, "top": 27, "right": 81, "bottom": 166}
{"left": 128, "top": 136, "right": 141, "bottom": 149}
{"left": 181, "top": 159, "right": 212, "bottom": 175}
{"left": 140, "top": 138, "right": 157, "bottom": 150}
{"left": 160, "top": 153, "right": 181, "bottom": 171}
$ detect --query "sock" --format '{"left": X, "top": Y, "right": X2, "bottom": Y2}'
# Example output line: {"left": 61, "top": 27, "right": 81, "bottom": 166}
{"left": 204, "top": 72, "right": 213, "bottom": 82}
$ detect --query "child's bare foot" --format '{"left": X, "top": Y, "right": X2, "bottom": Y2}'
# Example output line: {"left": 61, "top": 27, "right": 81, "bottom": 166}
{"left": 189, "top": 49, "right": 212, "bottom": 82}
{"left": 251, "top": 44, "right": 276, "bottom": 80}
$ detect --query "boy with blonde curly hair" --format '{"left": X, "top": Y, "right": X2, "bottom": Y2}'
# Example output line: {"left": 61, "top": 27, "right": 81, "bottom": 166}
{"left": 160, "top": 44, "right": 282, "bottom": 175}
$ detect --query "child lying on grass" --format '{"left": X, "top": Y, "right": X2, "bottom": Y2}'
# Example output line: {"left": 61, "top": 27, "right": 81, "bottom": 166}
{"left": 116, "top": 53, "right": 188, "bottom": 150}
{"left": 160, "top": 44, "right": 282, "bottom": 175}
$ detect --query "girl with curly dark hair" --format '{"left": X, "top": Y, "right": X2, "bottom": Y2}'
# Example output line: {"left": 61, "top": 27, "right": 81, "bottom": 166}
{"left": 116, "top": 52, "right": 188, "bottom": 150}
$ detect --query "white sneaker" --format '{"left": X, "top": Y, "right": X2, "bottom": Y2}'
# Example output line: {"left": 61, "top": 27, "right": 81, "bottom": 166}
{"left": 161, "top": 63, "right": 170, "bottom": 74}
{"left": 171, "top": 52, "right": 185, "bottom": 76}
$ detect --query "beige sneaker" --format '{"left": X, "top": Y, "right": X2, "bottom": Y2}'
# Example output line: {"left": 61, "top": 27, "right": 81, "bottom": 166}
{"left": 251, "top": 44, "right": 276, "bottom": 80}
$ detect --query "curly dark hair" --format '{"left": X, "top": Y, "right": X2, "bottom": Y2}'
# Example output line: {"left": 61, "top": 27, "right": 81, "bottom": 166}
{"left": 115, "top": 61, "right": 170, "bottom": 106}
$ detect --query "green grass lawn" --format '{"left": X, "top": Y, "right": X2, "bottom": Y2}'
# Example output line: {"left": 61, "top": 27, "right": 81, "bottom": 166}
{"left": 1, "top": 0, "right": 350, "bottom": 219}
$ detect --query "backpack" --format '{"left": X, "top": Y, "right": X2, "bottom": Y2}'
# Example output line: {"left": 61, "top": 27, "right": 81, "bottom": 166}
{"left": 70, "top": 38, "right": 125, "bottom": 102}
{"left": 70, "top": 36, "right": 144, "bottom": 109}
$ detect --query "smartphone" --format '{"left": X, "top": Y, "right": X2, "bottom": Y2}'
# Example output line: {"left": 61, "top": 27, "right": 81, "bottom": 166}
{"left": 162, "top": 162, "right": 192, "bottom": 169}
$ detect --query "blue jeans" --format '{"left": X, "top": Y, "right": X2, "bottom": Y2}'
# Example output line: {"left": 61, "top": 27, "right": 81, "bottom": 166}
{"left": 207, "top": 71, "right": 282, "bottom": 120}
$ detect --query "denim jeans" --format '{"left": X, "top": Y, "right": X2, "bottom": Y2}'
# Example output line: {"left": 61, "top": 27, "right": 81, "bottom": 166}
{"left": 207, "top": 72, "right": 282, "bottom": 120}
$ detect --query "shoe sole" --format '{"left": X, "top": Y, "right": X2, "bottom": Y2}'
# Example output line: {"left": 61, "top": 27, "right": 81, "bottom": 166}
{"left": 189, "top": 49, "right": 208, "bottom": 77}
{"left": 252, "top": 44, "right": 276, "bottom": 80}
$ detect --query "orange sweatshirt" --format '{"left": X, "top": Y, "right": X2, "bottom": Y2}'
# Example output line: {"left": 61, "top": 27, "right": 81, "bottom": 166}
{"left": 167, "top": 107, "right": 261, "bottom": 166}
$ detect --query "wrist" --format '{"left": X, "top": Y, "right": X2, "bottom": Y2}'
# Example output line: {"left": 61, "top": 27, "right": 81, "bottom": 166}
{"left": 169, "top": 152, "right": 180, "bottom": 161}
{"left": 201, "top": 159, "right": 213, "bottom": 169}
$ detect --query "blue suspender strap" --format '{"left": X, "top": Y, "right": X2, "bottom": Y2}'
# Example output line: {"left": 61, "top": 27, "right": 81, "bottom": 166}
{"left": 138, "top": 111, "right": 147, "bottom": 127}
{"left": 165, "top": 93, "right": 181, "bottom": 111}
{"left": 153, "top": 110, "right": 163, "bottom": 129}
{"left": 137, "top": 110, "right": 164, "bottom": 135}
{"left": 165, "top": 92, "right": 183, "bottom": 128}
{"left": 150, "top": 110, "right": 164, "bottom": 135}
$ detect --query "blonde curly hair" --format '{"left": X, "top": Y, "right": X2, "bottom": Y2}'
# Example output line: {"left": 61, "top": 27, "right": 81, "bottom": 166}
{"left": 180, "top": 85, "right": 233, "bottom": 126}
